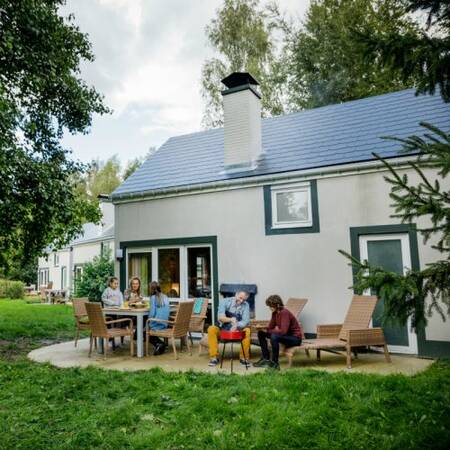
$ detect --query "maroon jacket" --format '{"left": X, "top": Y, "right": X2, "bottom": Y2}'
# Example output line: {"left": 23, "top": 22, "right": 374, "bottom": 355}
{"left": 268, "top": 308, "right": 303, "bottom": 338}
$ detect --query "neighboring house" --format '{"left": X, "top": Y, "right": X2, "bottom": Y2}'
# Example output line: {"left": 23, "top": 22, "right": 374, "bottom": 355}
{"left": 111, "top": 72, "right": 450, "bottom": 358}
{"left": 37, "top": 197, "right": 115, "bottom": 295}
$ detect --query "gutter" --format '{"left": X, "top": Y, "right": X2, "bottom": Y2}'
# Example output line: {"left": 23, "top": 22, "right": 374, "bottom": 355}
{"left": 111, "top": 155, "right": 418, "bottom": 205}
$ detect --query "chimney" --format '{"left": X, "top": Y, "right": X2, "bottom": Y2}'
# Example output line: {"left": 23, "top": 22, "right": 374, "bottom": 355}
{"left": 221, "top": 72, "right": 262, "bottom": 172}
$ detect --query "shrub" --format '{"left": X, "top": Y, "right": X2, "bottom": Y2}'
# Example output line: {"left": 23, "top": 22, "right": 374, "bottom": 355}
{"left": 0, "top": 279, "right": 25, "bottom": 299}
{"left": 75, "top": 249, "right": 114, "bottom": 301}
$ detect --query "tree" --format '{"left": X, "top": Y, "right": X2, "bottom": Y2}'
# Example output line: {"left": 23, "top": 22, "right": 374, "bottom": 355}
{"left": 86, "top": 156, "right": 122, "bottom": 200}
{"left": 340, "top": 1, "right": 450, "bottom": 331}
{"left": 283, "top": 0, "right": 421, "bottom": 110}
{"left": 0, "top": 0, "right": 108, "bottom": 271}
{"left": 75, "top": 249, "right": 114, "bottom": 301}
{"left": 201, "top": 0, "right": 286, "bottom": 128}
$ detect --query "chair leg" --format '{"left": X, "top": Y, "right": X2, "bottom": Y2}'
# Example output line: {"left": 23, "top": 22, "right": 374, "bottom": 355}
{"left": 94, "top": 333, "right": 97, "bottom": 349}
{"left": 316, "top": 349, "right": 321, "bottom": 361}
{"left": 305, "top": 349, "right": 310, "bottom": 358}
{"left": 89, "top": 335, "right": 93, "bottom": 357}
{"left": 74, "top": 326, "right": 80, "bottom": 347}
{"left": 130, "top": 333, "right": 134, "bottom": 357}
{"left": 189, "top": 332, "right": 194, "bottom": 349}
{"left": 171, "top": 337, "right": 178, "bottom": 360}
{"left": 145, "top": 333, "right": 149, "bottom": 356}
{"left": 383, "top": 344, "right": 391, "bottom": 363}
{"left": 186, "top": 334, "right": 192, "bottom": 356}
{"left": 288, "top": 353, "right": 293, "bottom": 368}
{"left": 353, "top": 349, "right": 358, "bottom": 359}
{"left": 346, "top": 346, "right": 352, "bottom": 369}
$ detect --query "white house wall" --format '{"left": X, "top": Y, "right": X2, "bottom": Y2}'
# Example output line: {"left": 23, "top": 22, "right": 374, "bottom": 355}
{"left": 114, "top": 167, "right": 449, "bottom": 345}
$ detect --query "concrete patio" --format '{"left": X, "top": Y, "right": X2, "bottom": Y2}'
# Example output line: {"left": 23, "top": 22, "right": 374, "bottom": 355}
{"left": 28, "top": 338, "right": 433, "bottom": 375}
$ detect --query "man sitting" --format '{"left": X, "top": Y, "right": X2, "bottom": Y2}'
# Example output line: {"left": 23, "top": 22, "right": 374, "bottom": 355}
{"left": 253, "top": 295, "right": 303, "bottom": 370}
{"left": 207, "top": 290, "right": 250, "bottom": 367}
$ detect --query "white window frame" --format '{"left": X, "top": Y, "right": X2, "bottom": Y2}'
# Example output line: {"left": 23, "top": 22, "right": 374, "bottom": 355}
{"left": 270, "top": 182, "right": 313, "bottom": 229}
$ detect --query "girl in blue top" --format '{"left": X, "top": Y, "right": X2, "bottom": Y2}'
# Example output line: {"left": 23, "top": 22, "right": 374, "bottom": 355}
{"left": 148, "top": 281, "right": 170, "bottom": 355}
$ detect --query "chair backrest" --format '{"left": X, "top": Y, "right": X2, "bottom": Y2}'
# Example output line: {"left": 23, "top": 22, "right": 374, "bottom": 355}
{"left": 189, "top": 298, "right": 209, "bottom": 331}
{"left": 85, "top": 302, "right": 108, "bottom": 337}
{"left": 39, "top": 287, "right": 47, "bottom": 300}
{"left": 339, "top": 295, "right": 378, "bottom": 340}
{"left": 172, "top": 301, "right": 194, "bottom": 337}
{"left": 72, "top": 298, "right": 89, "bottom": 317}
{"left": 285, "top": 298, "right": 308, "bottom": 319}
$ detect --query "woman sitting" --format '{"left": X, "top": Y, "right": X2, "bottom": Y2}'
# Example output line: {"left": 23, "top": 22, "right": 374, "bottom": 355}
{"left": 124, "top": 276, "right": 142, "bottom": 305}
{"left": 253, "top": 295, "right": 303, "bottom": 370}
{"left": 147, "top": 281, "right": 170, "bottom": 355}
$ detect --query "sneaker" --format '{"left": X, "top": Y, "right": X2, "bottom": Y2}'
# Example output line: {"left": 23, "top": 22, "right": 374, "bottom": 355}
{"left": 208, "top": 358, "right": 219, "bottom": 367}
{"left": 239, "top": 359, "right": 250, "bottom": 367}
{"left": 253, "top": 358, "right": 271, "bottom": 368}
{"left": 153, "top": 343, "right": 165, "bottom": 356}
{"left": 268, "top": 360, "right": 280, "bottom": 370}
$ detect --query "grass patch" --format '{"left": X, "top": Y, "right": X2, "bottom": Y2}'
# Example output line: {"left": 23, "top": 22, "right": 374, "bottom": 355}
{"left": 0, "top": 299, "right": 449, "bottom": 449}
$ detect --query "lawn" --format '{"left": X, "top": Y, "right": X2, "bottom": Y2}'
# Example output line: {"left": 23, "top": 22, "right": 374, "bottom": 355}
{"left": 0, "top": 299, "right": 449, "bottom": 449}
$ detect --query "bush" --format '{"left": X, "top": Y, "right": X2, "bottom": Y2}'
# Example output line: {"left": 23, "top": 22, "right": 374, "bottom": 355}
{"left": 0, "top": 279, "right": 25, "bottom": 299}
{"left": 75, "top": 249, "right": 114, "bottom": 301}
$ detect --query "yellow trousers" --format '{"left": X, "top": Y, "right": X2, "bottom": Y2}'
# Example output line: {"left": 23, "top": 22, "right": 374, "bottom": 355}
{"left": 207, "top": 325, "right": 251, "bottom": 359}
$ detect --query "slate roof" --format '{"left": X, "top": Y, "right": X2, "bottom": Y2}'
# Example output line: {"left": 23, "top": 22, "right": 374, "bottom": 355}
{"left": 112, "top": 89, "right": 450, "bottom": 199}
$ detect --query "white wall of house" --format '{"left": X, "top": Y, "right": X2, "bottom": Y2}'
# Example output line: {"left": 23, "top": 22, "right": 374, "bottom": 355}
{"left": 114, "top": 166, "right": 450, "bottom": 350}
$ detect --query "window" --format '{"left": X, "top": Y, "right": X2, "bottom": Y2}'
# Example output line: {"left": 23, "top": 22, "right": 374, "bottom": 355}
{"left": 187, "top": 247, "right": 211, "bottom": 298}
{"left": 264, "top": 180, "right": 320, "bottom": 235}
{"left": 53, "top": 253, "right": 59, "bottom": 267}
{"left": 128, "top": 252, "right": 152, "bottom": 296}
{"left": 101, "top": 241, "right": 111, "bottom": 256}
{"left": 61, "top": 266, "right": 67, "bottom": 289}
{"left": 158, "top": 248, "right": 180, "bottom": 297}
{"left": 39, "top": 268, "right": 49, "bottom": 287}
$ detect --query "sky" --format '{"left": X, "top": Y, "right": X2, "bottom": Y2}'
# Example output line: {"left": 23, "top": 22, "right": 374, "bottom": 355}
{"left": 61, "top": 0, "right": 310, "bottom": 165}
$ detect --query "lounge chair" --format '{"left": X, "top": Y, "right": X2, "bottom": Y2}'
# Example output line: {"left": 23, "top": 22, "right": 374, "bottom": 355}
{"left": 285, "top": 295, "right": 391, "bottom": 369}
{"left": 145, "top": 300, "right": 194, "bottom": 360}
{"left": 85, "top": 302, "right": 134, "bottom": 359}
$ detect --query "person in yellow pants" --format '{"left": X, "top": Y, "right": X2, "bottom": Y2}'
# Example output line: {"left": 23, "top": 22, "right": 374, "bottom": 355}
{"left": 207, "top": 290, "right": 251, "bottom": 367}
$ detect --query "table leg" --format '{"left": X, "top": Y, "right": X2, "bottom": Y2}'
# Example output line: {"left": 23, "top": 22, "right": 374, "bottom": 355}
{"left": 137, "top": 314, "right": 143, "bottom": 358}
{"left": 97, "top": 337, "right": 104, "bottom": 354}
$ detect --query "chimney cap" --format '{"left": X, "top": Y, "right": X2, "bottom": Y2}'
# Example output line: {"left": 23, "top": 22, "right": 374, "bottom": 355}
{"left": 221, "top": 72, "right": 259, "bottom": 89}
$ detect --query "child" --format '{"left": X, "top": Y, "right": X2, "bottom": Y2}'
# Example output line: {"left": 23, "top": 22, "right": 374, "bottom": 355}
{"left": 147, "top": 281, "right": 170, "bottom": 355}
{"left": 101, "top": 276, "right": 123, "bottom": 307}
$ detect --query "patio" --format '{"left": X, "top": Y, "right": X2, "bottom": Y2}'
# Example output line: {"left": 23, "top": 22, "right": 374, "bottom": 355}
{"left": 28, "top": 337, "right": 433, "bottom": 375}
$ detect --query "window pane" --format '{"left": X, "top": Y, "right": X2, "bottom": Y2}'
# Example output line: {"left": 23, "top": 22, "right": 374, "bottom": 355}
{"left": 187, "top": 247, "right": 211, "bottom": 298}
{"left": 128, "top": 252, "right": 152, "bottom": 296}
{"left": 158, "top": 248, "right": 180, "bottom": 297}
{"left": 276, "top": 190, "right": 309, "bottom": 222}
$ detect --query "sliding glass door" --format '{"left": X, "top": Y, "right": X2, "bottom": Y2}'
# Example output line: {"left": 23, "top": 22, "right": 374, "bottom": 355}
{"left": 128, "top": 251, "right": 152, "bottom": 296}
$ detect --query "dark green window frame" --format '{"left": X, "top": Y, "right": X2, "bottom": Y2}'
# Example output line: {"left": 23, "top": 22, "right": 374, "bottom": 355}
{"left": 263, "top": 179, "right": 320, "bottom": 235}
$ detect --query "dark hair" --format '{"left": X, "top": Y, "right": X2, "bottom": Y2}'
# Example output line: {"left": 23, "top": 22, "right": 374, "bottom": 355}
{"left": 149, "top": 281, "right": 163, "bottom": 306}
{"left": 108, "top": 276, "right": 119, "bottom": 287}
{"left": 265, "top": 295, "right": 284, "bottom": 311}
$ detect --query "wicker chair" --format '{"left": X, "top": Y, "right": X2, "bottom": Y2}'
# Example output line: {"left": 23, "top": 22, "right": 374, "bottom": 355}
{"left": 39, "top": 287, "right": 48, "bottom": 303}
{"left": 84, "top": 302, "right": 134, "bottom": 359}
{"left": 145, "top": 300, "right": 194, "bottom": 360}
{"left": 286, "top": 295, "right": 391, "bottom": 369}
{"left": 188, "top": 298, "right": 209, "bottom": 348}
{"left": 72, "top": 297, "right": 93, "bottom": 347}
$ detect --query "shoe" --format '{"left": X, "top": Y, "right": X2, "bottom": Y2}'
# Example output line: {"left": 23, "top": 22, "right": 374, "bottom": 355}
{"left": 268, "top": 360, "right": 280, "bottom": 370}
{"left": 253, "top": 358, "right": 271, "bottom": 368}
{"left": 153, "top": 343, "right": 165, "bottom": 356}
{"left": 208, "top": 358, "right": 219, "bottom": 367}
{"left": 240, "top": 359, "right": 250, "bottom": 367}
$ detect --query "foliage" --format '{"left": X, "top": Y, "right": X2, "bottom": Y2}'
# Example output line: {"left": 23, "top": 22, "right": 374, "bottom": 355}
{"left": 355, "top": 0, "right": 450, "bottom": 101}
{"left": 75, "top": 249, "right": 114, "bottom": 301}
{"left": 123, "top": 155, "right": 145, "bottom": 180}
{"left": 0, "top": 0, "right": 108, "bottom": 272}
{"left": 0, "top": 256, "right": 38, "bottom": 285}
{"left": 201, "top": 0, "right": 286, "bottom": 127}
{"left": 0, "top": 279, "right": 25, "bottom": 299}
{"left": 340, "top": 1, "right": 450, "bottom": 331}
{"left": 283, "top": 0, "right": 420, "bottom": 110}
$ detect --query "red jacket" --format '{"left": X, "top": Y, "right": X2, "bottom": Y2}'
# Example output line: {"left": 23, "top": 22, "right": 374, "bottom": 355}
{"left": 268, "top": 308, "right": 303, "bottom": 338}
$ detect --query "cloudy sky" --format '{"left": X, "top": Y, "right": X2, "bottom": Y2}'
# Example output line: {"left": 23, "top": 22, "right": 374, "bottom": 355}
{"left": 61, "top": 0, "right": 310, "bottom": 165}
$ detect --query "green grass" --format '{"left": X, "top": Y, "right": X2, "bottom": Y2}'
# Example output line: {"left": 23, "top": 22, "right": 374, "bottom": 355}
{"left": 0, "top": 299, "right": 449, "bottom": 449}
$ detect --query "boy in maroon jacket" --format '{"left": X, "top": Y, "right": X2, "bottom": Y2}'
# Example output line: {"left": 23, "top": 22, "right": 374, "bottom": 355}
{"left": 253, "top": 295, "right": 303, "bottom": 370}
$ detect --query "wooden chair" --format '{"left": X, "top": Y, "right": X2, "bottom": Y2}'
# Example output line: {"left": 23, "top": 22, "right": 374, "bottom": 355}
{"left": 85, "top": 302, "right": 134, "bottom": 359}
{"left": 188, "top": 298, "right": 209, "bottom": 349}
{"left": 39, "top": 287, "right": 48, "bottom": 303}
{"left": 286, "top": 295, "right": 391, "bottom": 369}
{"left": 72, "top": 297, "right": 92, "bottom": 347}
{"left": 145, "top": 300, "right": 194, "bottom": 360}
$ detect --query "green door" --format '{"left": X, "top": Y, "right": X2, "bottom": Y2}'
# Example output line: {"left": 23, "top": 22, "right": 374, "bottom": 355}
{"left": 365, "top": 238, "right": 409, "bottom": 347}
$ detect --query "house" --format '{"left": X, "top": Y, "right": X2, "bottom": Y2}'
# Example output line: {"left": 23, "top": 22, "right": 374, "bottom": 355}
{"left": 111, "top": 72, "right": 450, "bottom": 358}
{"left": 37, "top": 196, "right": 115, "bottom": 295}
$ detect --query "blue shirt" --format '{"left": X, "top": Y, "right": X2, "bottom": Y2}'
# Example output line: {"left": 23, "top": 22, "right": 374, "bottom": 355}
{"left": 218, "top": 297, "right": 250, "bottom": 330}
{"left": 148, "top": 294, "right": 170, "bottom": 330}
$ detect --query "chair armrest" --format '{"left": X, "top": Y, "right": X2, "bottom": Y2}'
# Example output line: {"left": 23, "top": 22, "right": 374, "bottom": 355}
{"left": 250, "top": 320, "right": 269, "bottom": 331}
{"left": 145, "top": 317, "right": 175, "bottom": 329}
{"left": 347, "top": 328, "right": 386, "bottom": 346}
{"left": 316, "top": 324, "right": 343, "bottom": 338}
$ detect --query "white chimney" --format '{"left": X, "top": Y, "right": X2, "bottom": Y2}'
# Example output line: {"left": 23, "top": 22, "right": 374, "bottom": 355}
{"left": 221, "top": 72, "right": 262, "bottom": 172}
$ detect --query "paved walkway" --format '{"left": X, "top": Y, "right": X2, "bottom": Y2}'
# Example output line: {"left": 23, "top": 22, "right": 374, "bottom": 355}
{"left": 28, "top": 338, "right": 433, "bottom": 375}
